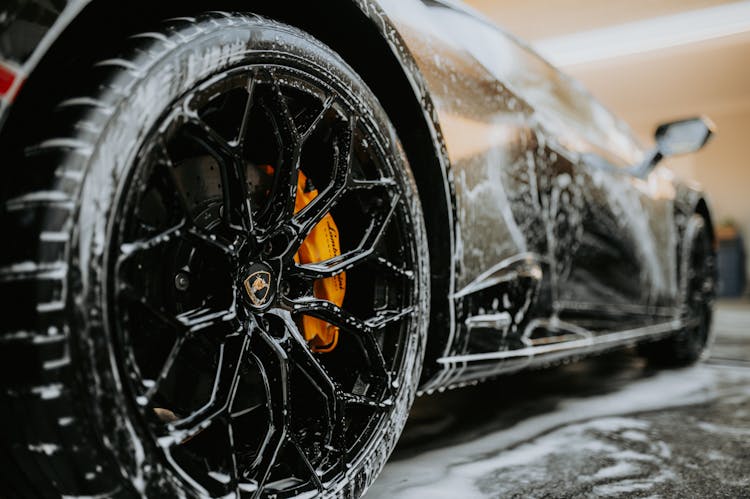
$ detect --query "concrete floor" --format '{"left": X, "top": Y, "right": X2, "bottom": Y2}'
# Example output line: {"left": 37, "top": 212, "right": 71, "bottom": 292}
{"left": 369, "top": 301, "right": 750, "bottom": 498}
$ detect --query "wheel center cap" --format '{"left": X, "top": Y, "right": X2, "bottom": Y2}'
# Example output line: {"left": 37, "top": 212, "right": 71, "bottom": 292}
{"left": 243, "top": 262, "right": 275, "bottom": 310}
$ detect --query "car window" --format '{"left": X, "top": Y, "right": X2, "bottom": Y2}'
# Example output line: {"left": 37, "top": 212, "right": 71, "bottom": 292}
{"left": 428, "top": 6, "right": 646, "bottom": 167}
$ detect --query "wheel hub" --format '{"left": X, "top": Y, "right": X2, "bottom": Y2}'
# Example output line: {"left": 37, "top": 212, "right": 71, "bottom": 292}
{"left": 242, "top": 262, "right": 276, "bottom": 310}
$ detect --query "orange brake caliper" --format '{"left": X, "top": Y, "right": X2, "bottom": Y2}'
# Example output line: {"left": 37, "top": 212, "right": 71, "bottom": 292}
{"left": 286, "top": 168, "right": 346, "bottom": 353}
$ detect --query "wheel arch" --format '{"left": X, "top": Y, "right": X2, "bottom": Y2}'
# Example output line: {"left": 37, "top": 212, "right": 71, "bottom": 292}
{"left": 0, "top": 0, "right": 456, "bottom": 381}
{"left": 672, "top": 191, "right": 717, "bottom": 312}
{"left": 694, "top": 197, "right": 716, "bottom": 249}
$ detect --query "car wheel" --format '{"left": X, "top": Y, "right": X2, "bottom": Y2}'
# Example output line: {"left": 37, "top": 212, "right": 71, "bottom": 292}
{"left": 639, "top": 214, "right": 715, "bottom": 366}
{"left": 0, "top": 13, "right": 428, "bottom": 498}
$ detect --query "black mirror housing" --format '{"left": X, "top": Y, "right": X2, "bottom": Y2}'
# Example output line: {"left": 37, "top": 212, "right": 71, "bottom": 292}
{"left": 632, "top": 116, "right": 715, "bottom": 177}
{"left": 654, "top": 116, "right": 715, "bottom": 157}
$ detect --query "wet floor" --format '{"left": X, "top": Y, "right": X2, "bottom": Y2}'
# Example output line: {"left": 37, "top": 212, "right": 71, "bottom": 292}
{"left": 368, "top": 300, "right": 750, "bottom": 498}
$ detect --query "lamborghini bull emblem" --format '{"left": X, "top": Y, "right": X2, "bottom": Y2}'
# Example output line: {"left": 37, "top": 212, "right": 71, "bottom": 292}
{"left": 244, "top": 270, "right": 272, "bottom": 308}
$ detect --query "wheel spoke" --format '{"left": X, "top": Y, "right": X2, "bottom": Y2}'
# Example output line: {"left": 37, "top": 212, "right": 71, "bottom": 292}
{"left": 282, "top": 316, "right": 341, "bottom": 445}
{"left": 291, "top": 116, "right": 355, "bottom": 244}
{"left": 117, "top": 219, "right": 188, "bottom": 266}
{"left": 183, "top": 116, "right": 235, "bottom": 161}
{"left": 246, "top": 330, "right": 289, "bottom": 495}
{"left": 118, "top": 282, "right": 186, "bottom": 332}
{"left": 250, "top": 313, "right": 347, "bottom": 487}
{"left": 183, "top": 225, "right": 237, "bottom": 256}
{"left": 260, "top": 73, "right": 303, "bottom": 224}
{"left": 227, "top": 422, "right": 241, "bottom": 495}
{"left": 263, "top": 71, "right": 300, "bottom": 143}
{"left": 119, "top": 280, "right": 238, "bottom": 334}
{"left": 292, "top": 247, "right": 371, "bottom": 280}
{"left": 175, "top": 304, "right": 238, "bottom": 333}
{"left": 358, "top": 332, "right": 395, "bottom": 399}
{"left": 160, "top": 447, "right": 214, "bottom": 498}
{"left": 366, "top": 256, "right": 415, "bottom": 281}
{"left": 347, "top": 177, "right": 399, "bottom": 191}
{"left": 237, "top": 77, "right": 257, "bottom": 149}
{"left": 368, "top": 307, "right": 415, "bottom": 329}
{"left": 265, "top": 146, "right": 302, "bottom": 226}
{"left": 183, "top": 116, "right": 254, "bottom": 234}
{"left": 142, "top": 334, "right": 187, "bottom": 403}
{"left": 297, "top": 95, "right": 334, "bottom": 141}
{"left": 285, "top": 298, "right": 374, "bottom": 335}
{"left": 284, "top": 296, "right": 412, "bottom": 338}
{"left": 288, "top": 338, "right": 339, "bottom": 426}
{"left": 293, "top": 191, "right": 401, "bottom": 279}
{"left": 219, "top": 157, "right": 254, "bottom": 233}
{"left": 291, "top": 438, "right": 325, "bottom": 492}
{"left": 118, "top": 218, "right": 237, "bottom": 273}
{"left": 161, "top": 333, "right": 249, "bottom": 445}
{"left": 151, "top": 137, "right": 194, "bottom": 220}
{"left": 340, "top": 392, "right": 391, "bottom": 411}
{"left": 248, "top": 430, "right": 284, "bottom": 499}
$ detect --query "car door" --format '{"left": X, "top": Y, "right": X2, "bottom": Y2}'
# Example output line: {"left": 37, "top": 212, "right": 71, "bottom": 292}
{"left": 379, "top": 1, "right": 673, "bottom": 344}
{"left": 567, "top": 155, "right": 673, "bottom": 326}
{"left": 490, "top": 41, "right": 675, "bottom": 329}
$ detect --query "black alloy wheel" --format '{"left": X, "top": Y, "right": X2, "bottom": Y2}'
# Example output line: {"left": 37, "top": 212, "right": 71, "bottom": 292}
{"left": 677, "top": 214, "right": 716, "bottom": 359}
{"left": 113, "top": 56, "right": 420, "bottom": 497}
{"left": 0, "top": 14, "right": 428, "bottom": 499}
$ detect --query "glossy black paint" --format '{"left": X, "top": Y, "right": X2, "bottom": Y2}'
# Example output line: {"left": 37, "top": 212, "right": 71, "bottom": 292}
{"left": 0, "top": 0, "right": 715, "bottom": 392}
{"left": 365, "top": 0, "right": 714, "bottom": 390}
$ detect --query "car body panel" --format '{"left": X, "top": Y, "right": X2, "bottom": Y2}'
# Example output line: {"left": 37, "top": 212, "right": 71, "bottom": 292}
{"left": 369, "top": 0, "right": 696, "bottom": 389}
{"left": 0, "top": 0, "right": 713, "bottom": 391}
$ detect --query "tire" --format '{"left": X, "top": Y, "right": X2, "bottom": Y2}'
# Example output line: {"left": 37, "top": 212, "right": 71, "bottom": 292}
{"left": 639, "top": 214, "right": 715, "bottom": 366}
{"left": 0, "top": 13, "right": 429, "bottom": 498}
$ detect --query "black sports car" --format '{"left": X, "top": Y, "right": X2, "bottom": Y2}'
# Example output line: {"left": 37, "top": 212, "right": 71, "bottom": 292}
{"left": 0, "top": 0, "right": 716, "bottom": 497}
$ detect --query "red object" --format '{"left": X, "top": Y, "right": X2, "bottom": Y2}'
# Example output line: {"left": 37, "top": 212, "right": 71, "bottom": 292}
{"left": 0, "top": 63, "right": 17, "bottom": 97}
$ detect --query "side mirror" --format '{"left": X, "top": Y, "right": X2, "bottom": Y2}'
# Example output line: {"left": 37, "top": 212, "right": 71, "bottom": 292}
{"left": 655, "top": 117, "right": 715, "bottom": 157}
{"left": 633, "top": 116, "right": 715, "bottom": 177}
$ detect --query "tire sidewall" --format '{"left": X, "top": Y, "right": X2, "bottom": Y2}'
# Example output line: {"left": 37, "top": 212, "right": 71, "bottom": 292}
{"left": 685, "top": 215, "right": 715, "bottom": 362}
{"left": 674, "top": 214, "right": 714, "bottom": 363}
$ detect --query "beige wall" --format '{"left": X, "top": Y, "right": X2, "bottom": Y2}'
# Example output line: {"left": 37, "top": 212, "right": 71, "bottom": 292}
{"left": 467, "top": 0, "right": 738, "bottom": 39}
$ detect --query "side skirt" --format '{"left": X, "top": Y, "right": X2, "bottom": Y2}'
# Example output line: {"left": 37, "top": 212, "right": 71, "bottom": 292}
{"left": 431, "top": 319, "right": 680, "bottom": 385}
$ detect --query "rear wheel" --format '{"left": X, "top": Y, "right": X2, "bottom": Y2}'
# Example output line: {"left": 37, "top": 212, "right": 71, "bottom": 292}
{"left": 639, "top": 214, "right": 715, "bottom": 366}
{"left": 1, "top": 13, "right": 428, "bottom": 498}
